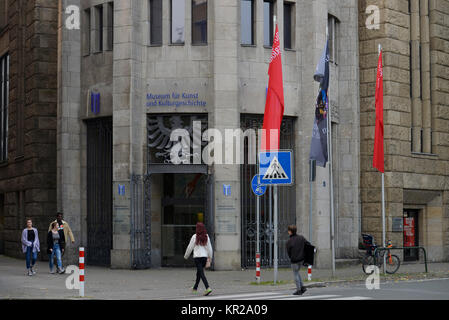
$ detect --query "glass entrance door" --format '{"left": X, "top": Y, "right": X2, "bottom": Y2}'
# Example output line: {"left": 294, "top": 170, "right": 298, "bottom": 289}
{"left": 162, "top": 173, "right": 206, "bottom": 267}
{"left": 403, "top": 209, "right": 419, "bottom": 261}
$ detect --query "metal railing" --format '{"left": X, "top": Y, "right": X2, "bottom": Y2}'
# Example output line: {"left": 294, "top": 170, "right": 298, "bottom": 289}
{"left": 374, "top": 246, "right": 428, "bottom": 273}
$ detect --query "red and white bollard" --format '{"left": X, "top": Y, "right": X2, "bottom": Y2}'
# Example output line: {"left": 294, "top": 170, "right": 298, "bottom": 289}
{"left": 308, "top": 265, "right": 312, "bottom": 281}
{"left": 79, "top": 247, "right": 85, "bottom": 297}
{"left": 256, "top": 253, "right": 261, "bottom": 284}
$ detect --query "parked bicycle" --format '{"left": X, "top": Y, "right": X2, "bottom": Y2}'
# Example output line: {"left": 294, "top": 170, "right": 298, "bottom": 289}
{"left": 362, "top": 234, "right": 400, "bottom": 274}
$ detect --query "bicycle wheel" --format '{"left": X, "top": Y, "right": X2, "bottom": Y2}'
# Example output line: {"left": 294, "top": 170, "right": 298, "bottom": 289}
{"left": 385, "top": 254, "right": 400, "bottom": 274}
{"left": 362, "top": 255, "right": 375, "bottom": 274}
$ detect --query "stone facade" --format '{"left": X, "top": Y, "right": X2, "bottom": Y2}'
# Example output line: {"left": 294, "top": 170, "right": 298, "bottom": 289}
{"left": 0, "top": 0, "right": 58, "bottom": 258}
{"left": 2, "top": 0, "right": 369, "bottom": 270}
{"left": 359, "top": 0, "right": 449, "bottom": 262}
{"left": 55, "top": 0, "right": 361, "bottom": 270}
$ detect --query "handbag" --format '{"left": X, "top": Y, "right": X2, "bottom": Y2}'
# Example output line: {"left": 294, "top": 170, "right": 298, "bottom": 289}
{"left": 205, "top": 258, "right": 211, "bottom": 269}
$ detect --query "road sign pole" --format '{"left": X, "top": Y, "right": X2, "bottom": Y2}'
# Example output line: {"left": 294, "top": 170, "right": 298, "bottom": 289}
{"left": 258, "top": 150, "right": 293, "bottom": 280}
{"left": 273, "top": 185, "right": 278, "bottom": 284}
{"left": 269, "top": 186, "right": 272, "bottom": 267}
{"left": 256, "top": 174, "right": 261, "bottom": 284}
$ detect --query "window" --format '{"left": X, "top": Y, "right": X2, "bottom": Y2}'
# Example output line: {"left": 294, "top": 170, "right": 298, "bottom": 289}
{"left": 106, "top": 2, "right": 114, "bottom": 50}
{"left": 0, "top": 54, "right": 9, "bottom": 163}
{"left": 150, "top": 0, "right": 163, "bottom": 45}
{"left": 0, "top": 193, "right": 4, "bottom": 254}
{"left": 263, "top": 0, "right": 275, "bottom": 47}
{"left": 95, "top": 5, "right": 104, "bottom": 52}
{"left": 284, "top": 2, "right": 294, "bottom": 49}
{"left": 241, "top": 0, "right": 254, "bottom": 45}
{"left": 328, "top": 15, "right": 339, "bottom": 64}
{"left": 83, "top": 8, "right": 91, "bottom": 55}
{"left": 0, "top": 0, "right": 7, "bottom": 30}
{"left": 192, "top": 0, "right": 207, "bottom": 44}
{"left": 171, "top": 0, "right": 185, "bottom": 44}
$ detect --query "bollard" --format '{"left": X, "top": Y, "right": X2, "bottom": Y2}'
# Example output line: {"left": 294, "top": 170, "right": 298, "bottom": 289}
{"left": 256, "top": 253, "right": 261, "bottom": 284}
{"left": 79, "top": 247, "right": 85, "bottom": 297}
{"left": 308, "top": 265, "right": 312, "bottom": 281}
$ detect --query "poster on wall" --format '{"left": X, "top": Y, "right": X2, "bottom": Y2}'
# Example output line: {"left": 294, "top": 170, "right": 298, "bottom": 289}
{"left": 403, "top": 217, "right": 415, "bottom": 247}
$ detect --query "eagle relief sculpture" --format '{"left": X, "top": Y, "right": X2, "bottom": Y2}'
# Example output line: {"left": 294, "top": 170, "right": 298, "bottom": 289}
{"left": 147, "top": 115, "right": 207, "bottom": 164}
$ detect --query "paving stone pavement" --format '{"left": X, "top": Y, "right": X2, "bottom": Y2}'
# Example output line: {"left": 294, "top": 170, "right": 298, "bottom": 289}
{"left": 0, "top": 255, "right": 448, "bottom": 300}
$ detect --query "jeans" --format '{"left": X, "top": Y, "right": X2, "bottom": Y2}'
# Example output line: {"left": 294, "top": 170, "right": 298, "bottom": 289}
{"left": 193, "top": 257, "right": 209, "bottom": 290}
{"left": 291, "top": 263, "right": 303, "bottom": 290}
{"left": 25, "top": 246, "right": 37, "bottom": 269}
{"left": 49, "top": 243, "right": 63, "bottom": 271}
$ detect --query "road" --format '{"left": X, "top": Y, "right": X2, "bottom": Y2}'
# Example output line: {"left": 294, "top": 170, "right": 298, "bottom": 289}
{"left": 181, "top": 278, "right": 449, "bottom": 300}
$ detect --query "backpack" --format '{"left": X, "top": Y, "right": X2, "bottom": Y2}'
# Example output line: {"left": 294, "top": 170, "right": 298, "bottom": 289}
{"left": 303, "top": 241, "right": 316, "bottom": 266}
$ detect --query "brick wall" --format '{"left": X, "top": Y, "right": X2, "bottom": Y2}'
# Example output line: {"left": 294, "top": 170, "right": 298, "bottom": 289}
{"left": 0, "top": 0, "right": 58, "bottom": 259}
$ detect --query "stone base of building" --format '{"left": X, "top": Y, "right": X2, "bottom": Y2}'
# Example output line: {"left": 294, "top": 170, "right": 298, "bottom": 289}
{"left": 213, "top": 251, "right": 241, "bottom": 271}
{"left": 111, "top": 249, "right": 131, "bottom": 269}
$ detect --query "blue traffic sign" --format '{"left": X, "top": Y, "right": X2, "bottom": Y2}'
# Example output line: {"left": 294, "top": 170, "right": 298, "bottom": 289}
{"left": 251, "top": 175, "right": 267, "bottom": 196}
{"left": 259, "top": 151, "right": 293, "bottom": 185}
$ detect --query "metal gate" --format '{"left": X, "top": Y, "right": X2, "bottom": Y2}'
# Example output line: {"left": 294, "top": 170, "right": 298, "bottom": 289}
{"left": 136, "top": 114, "right": 210, "bottom": 268}
{"left": 130, "top": 174, "right": 152, "bottom": 269}
{"left": 86, "top": 117, "right": 113, "bottom": 266}
{"left": 241, "top": 115, "right": 296, "bottom": 268}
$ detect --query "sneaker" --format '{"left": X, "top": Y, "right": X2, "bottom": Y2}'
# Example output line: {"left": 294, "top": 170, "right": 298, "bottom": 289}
{"left": 27, "top": 269, "right": 33, "bottom": 276}
{"left": 31, "top": 267, "right": 36, "bottom": 275}
{"left": 57, "top": 267, "right": 65, "bottom": 274}
{"left": 50, "top": 268, "right": 55, "bottom": 274}
{"left": 204, "top": 288, "right": 212, "bottom": 296}
{"left": 300, "top": 286, "right": 307, "bottom": 294}
{"left": 192, "top": 288, "right": 198, "bottom": 294}
{"left": 293, "top": 290, "right": 302, "bottom": 296}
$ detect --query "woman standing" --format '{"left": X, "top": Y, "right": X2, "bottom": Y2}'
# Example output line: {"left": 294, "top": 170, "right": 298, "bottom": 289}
{"left": 47, "top": 222, "right": 65, "bottom": 274}
{"left": 184, "top": 222, "right": 213, "bottom": 296}
{"left": 21, "top": 218, "right": 40, "bottom": 276}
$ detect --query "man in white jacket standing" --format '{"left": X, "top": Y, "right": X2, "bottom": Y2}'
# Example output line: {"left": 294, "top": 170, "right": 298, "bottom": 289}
{"left": 184, "top": 222, "right": 213, "bottom": 296}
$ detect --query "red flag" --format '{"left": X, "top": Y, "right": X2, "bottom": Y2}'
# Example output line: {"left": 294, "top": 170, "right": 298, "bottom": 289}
{"left": 373, "top": 50, "right": 384, "bottom": 173}
{"left": 260, "top": 25, "right": 284, "bottom": 151}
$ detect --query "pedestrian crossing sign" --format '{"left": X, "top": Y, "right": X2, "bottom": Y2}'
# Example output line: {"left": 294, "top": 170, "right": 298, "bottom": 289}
{"left": 259, "top": 151, "right": 293, "bottom": 185}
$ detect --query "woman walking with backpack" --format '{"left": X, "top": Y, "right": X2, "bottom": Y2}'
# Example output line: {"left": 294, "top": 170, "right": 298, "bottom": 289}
{"left": 184, "top": 222, "right": 213, "bottom": 296}
{"left": 21, "top": 218, "right": 40, "bottom": 276}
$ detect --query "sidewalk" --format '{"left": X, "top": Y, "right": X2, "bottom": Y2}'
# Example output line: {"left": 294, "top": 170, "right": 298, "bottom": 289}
{"left": 0, "top": 255, "right": 448, "bottom": 299}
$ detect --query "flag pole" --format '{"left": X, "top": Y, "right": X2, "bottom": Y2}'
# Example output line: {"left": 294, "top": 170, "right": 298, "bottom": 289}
{"left": 379, "top": 43, "right": 386, "bottom": 273}
{"left": 326, "top": 26, "right": 336, "bottom": 277}
{"left": 273, "top": 15, "right": 278, "bottom": 285}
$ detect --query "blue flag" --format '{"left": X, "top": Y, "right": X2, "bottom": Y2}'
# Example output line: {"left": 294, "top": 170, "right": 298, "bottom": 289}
{"left": 310, "top": 40, "right": 329, "bottom": 167}
{"left": 91, "top": 92, "right": 101, "bottom": 115}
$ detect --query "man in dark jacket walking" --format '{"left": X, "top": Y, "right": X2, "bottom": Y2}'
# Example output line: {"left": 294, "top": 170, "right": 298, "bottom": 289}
{"left": 286, "top": 225, "right": 310, "bottom": 295}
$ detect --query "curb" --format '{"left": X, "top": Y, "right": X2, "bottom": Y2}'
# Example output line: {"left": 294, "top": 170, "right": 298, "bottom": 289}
{"left": 304, "top": 274, "right": 449, "bottom": 289}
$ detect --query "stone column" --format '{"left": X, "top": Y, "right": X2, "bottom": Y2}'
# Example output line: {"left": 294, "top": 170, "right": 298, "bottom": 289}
{"left": 57, "top": 0, "right": 82, "bottom": 264}
{"left": 420, "top": 0, "right": 432, "bottom": 154}
{"left": 111, "top": 0, "right": 144, "bottom": 268}
{"left": 212, "top": 0, "right": 241, "bottom": 270}
{"left": 411, "top": 0, "right": 422, "bottom": 153}
{"left": 297, "top": 0, "right": 332, "bottom": 268}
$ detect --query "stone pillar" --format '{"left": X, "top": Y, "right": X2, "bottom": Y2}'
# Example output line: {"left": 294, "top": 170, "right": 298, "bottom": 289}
{"left": 410, "top": 0, "right": 422, "bottom": 153}
{"left": 57, "top": 0, "right": 82, "bottom": 265}
{"left": 297, "top": 0, "right": 332, "bottom": 268}
{"left": 420, "top": 0, "right": 432, "bottom": 154}
{"left": 111, "top": 0, "right": 145, "bottom": 268}
{"left": 212, "top": 0, "right": 241, "bottom": 270}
